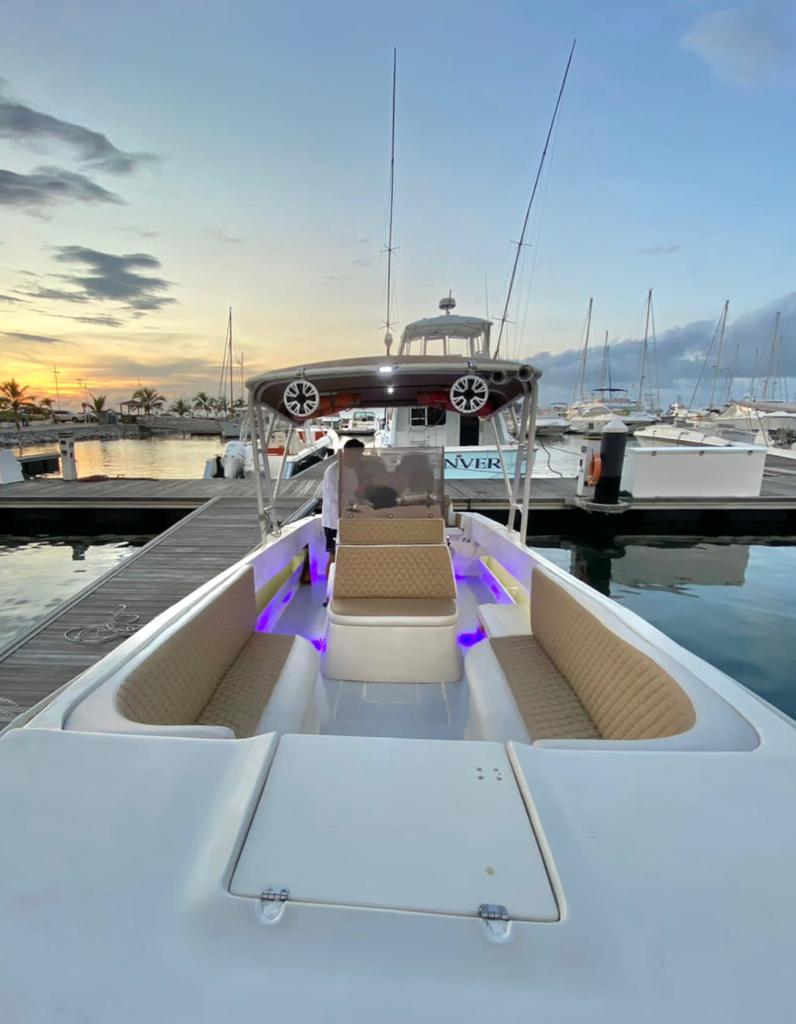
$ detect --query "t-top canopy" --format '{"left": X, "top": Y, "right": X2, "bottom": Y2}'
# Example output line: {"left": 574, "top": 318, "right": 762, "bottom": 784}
{"left": 246, "top": 354, "right": 540, "bottom": 425}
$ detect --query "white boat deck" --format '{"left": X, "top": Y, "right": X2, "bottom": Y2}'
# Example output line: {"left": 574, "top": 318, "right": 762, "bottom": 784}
{"left": 275, "top": 575, "right": 494, "bottom": 739}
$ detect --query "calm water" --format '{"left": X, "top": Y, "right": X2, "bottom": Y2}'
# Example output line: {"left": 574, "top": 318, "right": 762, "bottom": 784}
{"left": 0, "top": 536, "right": 151, "bottom": 647}
{"left": 22, "top": 436, "right": 225, "bottom": 479}
{"left": 3, "top": 437, "right": 794, "bottom": 721}
{"left": 17, "top": 433, "right": 588, "bottom": 480}
{"left": 534, "top": 536, "right": 796, "bottom": 720}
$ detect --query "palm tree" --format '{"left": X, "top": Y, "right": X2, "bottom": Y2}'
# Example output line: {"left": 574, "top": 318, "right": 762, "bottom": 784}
{"left": 192, "top": 391, "right": 213, "bottom": 418}
{"left": 88, "top": 394, "right": 107, "bottom": 423}
{"left": 39, "top": 397, "right": 55, "bottom": 421}
{"left": 170, "top": 398, "right": 191, "bottom": 418}
{"left": 130, "top": 386, "right": 166, "bottom": 415}
{"left": 0, "top": 379, "right": 36, "bottom": 427}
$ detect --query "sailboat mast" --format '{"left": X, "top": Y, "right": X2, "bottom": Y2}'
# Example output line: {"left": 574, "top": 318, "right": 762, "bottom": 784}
{"left": 762, "top": 312, "right": 781, "bottom": 401}
{"left": 637, "top": 288, "right": 652, "bottom": 408}
{"left": 228, "top": 307, "right": 234, "bottom": 410}
{"left": 576, "top": 297, "right": 593, "bottom": 400}
{"left": 725, "top": 335, "right": 741, "bottom": 406}
{"left": 599, "top": 330, "right": 610, "bottom": 392}
{"left": 383, "top": 49, "right": 397, "bottom": 353}
{"left": 708, "top": 300, "right": 729, "bottom": 409}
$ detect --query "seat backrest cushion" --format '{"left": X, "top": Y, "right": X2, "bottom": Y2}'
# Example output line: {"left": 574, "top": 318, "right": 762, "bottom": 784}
{"left": 333, "top": 544, "right": 456, "bottom": 600}
{"left": 116, "top": 566, "right": 257, "bottom": 725}
{"left": 530, "top": 566, "right": 695, "bottom": 740}
{"left": 338, "top": 517, "right": 445, "bottom": 546}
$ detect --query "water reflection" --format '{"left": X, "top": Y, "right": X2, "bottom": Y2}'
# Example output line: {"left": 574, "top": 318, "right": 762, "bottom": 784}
{"left": 551, "top": 536, "right": 753, "bottom": 596}
{"left": 531, "top": 536, "right": 796, "bottom": 721}
{"left": 0, "top": 535, "right": 151, "bottom": 648}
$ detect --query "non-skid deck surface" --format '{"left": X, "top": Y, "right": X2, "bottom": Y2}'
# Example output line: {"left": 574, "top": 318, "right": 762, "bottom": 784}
{"left": 0, "top": 497, "right": 260, "bottom": 721}
{"left": 274, "top": 574, "right": 493, "bottom": 741}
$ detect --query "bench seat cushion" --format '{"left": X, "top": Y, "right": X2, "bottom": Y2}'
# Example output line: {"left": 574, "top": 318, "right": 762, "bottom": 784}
{"left": 531, "top": 568, "right": 695, "bottom": 740}
{"left": 328, "top": 598, "right": 457, "bottom": 625}
{"left": 490, "top": 635, "right": 600, "bottom": 741}
{"left": 198, "top": 632, "right": 295, "bottom": 738}
{"left": 338, "top": 518, "right": 445, "bottom": 545}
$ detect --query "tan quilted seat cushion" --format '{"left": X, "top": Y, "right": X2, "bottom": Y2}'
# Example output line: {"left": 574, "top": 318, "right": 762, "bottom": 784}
{"left": 329, "top": 598, "right": 457, "bottom": 621}
{"left": 338, "top": 518, "right": 445, "bottom": 546}
{"left": 116, "top": 568, "right": 256, "bottom": 726}
{"left": 531, "top": 568, "right": 696, "bottom": 740}
{"left": 198, "top": 633, "right": 294, "bottom": 738}
{"left": 333, "top": 545, "right": 456, "bottom": 600}
{"left": 491, "top": 636, "right": 600, "bottom": 740}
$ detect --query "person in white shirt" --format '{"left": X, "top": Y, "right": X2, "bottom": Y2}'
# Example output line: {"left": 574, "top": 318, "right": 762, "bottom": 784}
{"left": 321, "top": 438, "right": 365, "bottom": 576}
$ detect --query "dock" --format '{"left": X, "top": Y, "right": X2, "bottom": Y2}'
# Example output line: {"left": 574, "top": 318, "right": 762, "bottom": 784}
{"left": 3, "top": 466, "right": 796, "bottom": 528}
{"left": 0, "top": 496, "right": 261, "bottom": 723}
{"left": 3, "top": 465, "right": 796, "bottom": 721}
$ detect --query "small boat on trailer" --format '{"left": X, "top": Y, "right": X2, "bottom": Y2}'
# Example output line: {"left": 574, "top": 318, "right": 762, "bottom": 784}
{"left": 2, "top": 353, "right": 795, "bottom": 1022}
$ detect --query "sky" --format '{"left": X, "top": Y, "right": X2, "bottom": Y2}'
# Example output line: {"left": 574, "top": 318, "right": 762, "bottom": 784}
{"left": 1, "top": 0, "right": 795, "bottom": 409}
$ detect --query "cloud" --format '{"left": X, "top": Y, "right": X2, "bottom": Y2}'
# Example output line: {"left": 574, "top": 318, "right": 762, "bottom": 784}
{"left": 0, "top": 166, "right": 122, "bottom": 214}
{"left": 0, "top": 78, "right": 156, "bottom": 173}
{"left": 71, "top": 315, "right": 125, "bottom": 327}
{"left": 525, "top": 291, "right": 796, "bottom": 405}
{"left": 636, "top": 244, "right": 679, "bottom": 256}
{"left": 119, "top": 225, "right": 158, "bottom": 239}
{"left": 682, "top": 7, "right": 795, "bottom": 85}
{"left": 21, "top": 245, "right": 175, "bottom": 314}
{"left": 352, "top": 257, "right": 372, "bottom": 268}
{"left": 205, "top": 226, "right": 244, "bottom": 244}
{"left": 1, "top": 330, "right": 64, "bottom": 345}
{"left": 0, "top": 292, "right": 21, "bottom": 303}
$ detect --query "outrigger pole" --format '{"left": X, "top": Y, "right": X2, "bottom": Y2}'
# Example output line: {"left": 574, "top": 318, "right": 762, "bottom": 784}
{"left": 494, "top": 39, "right": 575, "bottom": 359}
{"left": 383, "top": 48, "right": 397, "bottom": 355}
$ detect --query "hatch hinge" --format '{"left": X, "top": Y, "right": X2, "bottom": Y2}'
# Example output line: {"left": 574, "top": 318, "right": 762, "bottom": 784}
{"left": 259, "top": 887, "right": 289, "bottom": 925}
{"left": 478, "top": 903, "right": 512, "bottom": 942}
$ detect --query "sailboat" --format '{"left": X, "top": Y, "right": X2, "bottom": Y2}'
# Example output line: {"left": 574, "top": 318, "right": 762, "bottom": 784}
{"left": 203, "top": 309, "right": 336, "bottom": 481}
{"left": 565, "top": 298, "right": 658, "bottom": 434}
{"left": 637, "top": 309, "right": 796, "bottom": 468}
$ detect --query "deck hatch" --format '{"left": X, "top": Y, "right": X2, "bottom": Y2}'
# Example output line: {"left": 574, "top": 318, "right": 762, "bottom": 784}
{"left": 230, "top": 734, "right": 558, "bottom": 922}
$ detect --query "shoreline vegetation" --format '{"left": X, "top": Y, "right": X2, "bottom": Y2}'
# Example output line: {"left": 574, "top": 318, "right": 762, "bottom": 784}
{"left": 0, "top": 417, "right": 230, "bottom": 449}
{"left": 0, "top": 378, "right": 243, "bottom": 448}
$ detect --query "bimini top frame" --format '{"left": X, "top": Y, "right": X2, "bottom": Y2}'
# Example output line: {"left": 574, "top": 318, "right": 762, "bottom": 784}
{"left": 246, "top": 354, "right": 542, "bottom": 541}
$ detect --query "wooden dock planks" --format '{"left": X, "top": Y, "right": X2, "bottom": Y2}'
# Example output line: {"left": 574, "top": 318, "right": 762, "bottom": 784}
{"left": 0, "top": 497, "right": 261, "bottom": 717}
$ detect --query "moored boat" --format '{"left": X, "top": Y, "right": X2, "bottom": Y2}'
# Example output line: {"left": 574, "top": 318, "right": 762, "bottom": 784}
{"left": 3, "top": 352, "right": 796, "bottom": 1021}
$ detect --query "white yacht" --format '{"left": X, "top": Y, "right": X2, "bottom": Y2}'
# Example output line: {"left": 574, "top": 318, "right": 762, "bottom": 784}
{"left": 566, "top": 398, "right": 657, "bottom": 434}
{"left": 376, "top": 297, "right": 532, "bottom": 479}
{"left": 2, "top": 353, "right": 795, "bottom": 1021}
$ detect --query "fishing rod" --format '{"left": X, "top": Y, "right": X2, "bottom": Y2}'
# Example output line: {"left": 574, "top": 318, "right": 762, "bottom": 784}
{"left": 494, "top": 39, "right": 575, "bottom": 358}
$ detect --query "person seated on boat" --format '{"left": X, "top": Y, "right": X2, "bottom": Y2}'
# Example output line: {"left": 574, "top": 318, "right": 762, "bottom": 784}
{"left": 353, "top": 450, "right": 387, "bottom": 496}
{"left": 321, "top": 439, "right": 365, "bottom": 576}
{"left": 395, "top": 452, "right": 434, "bottom": 495}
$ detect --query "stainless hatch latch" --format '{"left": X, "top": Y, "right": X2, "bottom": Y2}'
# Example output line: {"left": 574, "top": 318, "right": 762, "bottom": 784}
{"left": 259, "top": 887, "right": 289, "bottom": 925}
{"left": 478, "top": 903, "right": 512, "bottom": 942}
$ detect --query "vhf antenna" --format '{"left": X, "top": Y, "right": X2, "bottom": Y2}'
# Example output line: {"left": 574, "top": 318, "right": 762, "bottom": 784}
{"left": 494, "top": 39, "right": 575, "bottom": 358}
{"left": 383, "top": 48, "right": 397, "bottom": 355}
